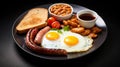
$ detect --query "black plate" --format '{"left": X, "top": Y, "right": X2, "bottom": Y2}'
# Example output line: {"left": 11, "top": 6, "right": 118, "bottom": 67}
{"left": 12, "top": 4, "right": 108, "bottom": 60}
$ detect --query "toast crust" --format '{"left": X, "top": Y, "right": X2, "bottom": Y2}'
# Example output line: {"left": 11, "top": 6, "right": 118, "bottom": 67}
{"left": 16, "top": 8, "right": 48, "bottom": 34}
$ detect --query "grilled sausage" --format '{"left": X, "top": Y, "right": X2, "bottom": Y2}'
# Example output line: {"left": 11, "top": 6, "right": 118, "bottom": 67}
{"left": 34, "top": 26, "right": 51, "bottom": 45}
{"left": 25, "top": 27, "right": 67, "bottom": 56}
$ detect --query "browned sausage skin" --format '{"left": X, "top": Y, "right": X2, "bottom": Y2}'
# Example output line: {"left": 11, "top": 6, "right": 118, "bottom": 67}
{"left": 25, "top": 27, "right": 67, "bottom": 56}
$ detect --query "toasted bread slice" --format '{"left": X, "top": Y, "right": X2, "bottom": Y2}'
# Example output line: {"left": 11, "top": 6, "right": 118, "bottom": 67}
{"left": 16, "top": 8, "right": 48, "bottom": 34}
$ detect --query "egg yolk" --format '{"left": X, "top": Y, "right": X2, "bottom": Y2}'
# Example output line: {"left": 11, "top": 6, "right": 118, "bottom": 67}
{"left": 64, "top": 36, "right": 79, "bottom": 46}
{"left": 46, "top": 32, "right": 59, "bottom": 40}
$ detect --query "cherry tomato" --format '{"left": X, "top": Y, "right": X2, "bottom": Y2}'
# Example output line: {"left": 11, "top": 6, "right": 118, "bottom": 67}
{"left": 47, "top": 17, "right": 56, "bottom": 26}
{"left": 51, "top": 21, "right": 61, "bottom": 29}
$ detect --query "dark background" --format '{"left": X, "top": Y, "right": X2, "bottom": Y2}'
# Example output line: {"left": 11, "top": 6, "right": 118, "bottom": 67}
{"left": 0, "top": 0, "right": 120, "bottom": 67}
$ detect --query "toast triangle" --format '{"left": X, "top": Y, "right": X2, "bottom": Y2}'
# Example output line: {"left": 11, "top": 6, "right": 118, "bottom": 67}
{"left": 16, "top": 8, "right": 48, "bottom": 34}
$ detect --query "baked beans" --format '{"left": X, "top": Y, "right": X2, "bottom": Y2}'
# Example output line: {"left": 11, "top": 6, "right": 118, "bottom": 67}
{"left": 50, "top": 4, "right": 72, "bottom": 16}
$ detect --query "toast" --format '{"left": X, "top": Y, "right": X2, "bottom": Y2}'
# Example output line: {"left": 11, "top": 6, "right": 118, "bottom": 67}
{"left": 16, "top": 8, "right": 48, "bottom": 34}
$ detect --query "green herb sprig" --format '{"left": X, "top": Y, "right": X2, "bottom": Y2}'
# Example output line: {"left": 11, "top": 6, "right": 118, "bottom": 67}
{"left": 50, "top": 25, "right": 70, "bottom": 34}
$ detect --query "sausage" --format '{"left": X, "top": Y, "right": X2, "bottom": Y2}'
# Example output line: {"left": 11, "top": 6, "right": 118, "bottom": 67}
{"left": 25, "top": 27, "right": 67, "bottom": 56}
{"left": 34, "top": 26, "right": 51, "bottom": 45}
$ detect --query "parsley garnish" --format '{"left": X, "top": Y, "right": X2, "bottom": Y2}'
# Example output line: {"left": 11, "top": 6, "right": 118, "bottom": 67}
{"left": 63, "top": 25, "right": 70, "bottom": 31}
{"left": 51, "top": 28, "right": 62, "bottom": 34}
{"left": 50, "top": 25, "right": 70, "bottom": 34}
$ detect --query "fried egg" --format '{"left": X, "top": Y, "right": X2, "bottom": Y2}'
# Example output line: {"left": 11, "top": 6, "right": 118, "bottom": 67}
{"left": 61, "top": 31, "right": 93, "bottom": 52}
{"left": 41, "top": 30, "right": 62, "bottom": 49}
{"left": 41, "top": 30, "right": 93, "bottom": 53}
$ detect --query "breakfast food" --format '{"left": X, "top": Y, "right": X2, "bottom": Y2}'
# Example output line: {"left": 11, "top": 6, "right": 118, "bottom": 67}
{"left": 41, "top": 29, "right": 93, "bottom": 53}
{"left": 50, "top": 3, "right": 72, "bottom": 16}
{"left": 76, "top": 9, "right": 98, "bottom": 28}
{"left": 15, "top": 3, "right": 103, "bottom": 56}
{"left": 49, "top": 3, "right": 73, "bottom": 21}
{"left": 16, "top": 8, "right": 48, "bottom": 34}
{"left": 34, "top": 26, "right": 51, "bottom": 45}
{"left": 61, "top": 31, "right": 93, "bottom": 52}
{"left": 63, "top": 14, "right": 102, "bottom": 38}
{"left": 47, "top": 17, "right": 61, "bottom": 29}
{"left": 25, "top": 27, "right": 67, "bottom": 55}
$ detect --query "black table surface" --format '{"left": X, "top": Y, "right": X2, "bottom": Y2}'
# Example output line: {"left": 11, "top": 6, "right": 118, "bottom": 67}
{"left": 0, "top": 0, "right": 120, "bottom": 67}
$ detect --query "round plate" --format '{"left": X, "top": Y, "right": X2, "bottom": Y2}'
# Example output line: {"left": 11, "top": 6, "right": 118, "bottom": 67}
{"left": 12, "top": 4, "right": 108, "bottom": 60}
